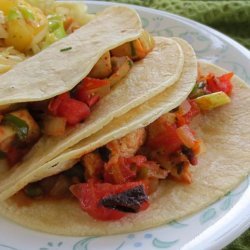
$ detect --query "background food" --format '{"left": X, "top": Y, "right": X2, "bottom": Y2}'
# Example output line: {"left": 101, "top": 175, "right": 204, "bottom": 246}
{"left": 0, "top": 0, "right": 93, "bottom": 73}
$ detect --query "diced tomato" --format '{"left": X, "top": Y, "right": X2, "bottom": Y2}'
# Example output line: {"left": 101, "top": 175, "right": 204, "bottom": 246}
{"left": 48, "top": 92, "right": 90, "bottom": 126}
{"left": 147, "top": 123, "right": 182, "bottom": 156}
{"left": 48, "top": 93, "right": 70, "bottom": 116}
{"left": 206, "top": 73, "right": 233, "bottom": 95}
{"left": 70, "top": 179, "right": 149, "bottom": 221}
{"left": 57, "top": 98, "right": 90, "bottom": 125}
{"left": 81, "top": 77, "right": 109, "bottom": 90}
{"left": 76, "top": 78, "right": 109, "bottom": 107}
{"left": 75, "top": 88, "right": 100, "bottom": 107}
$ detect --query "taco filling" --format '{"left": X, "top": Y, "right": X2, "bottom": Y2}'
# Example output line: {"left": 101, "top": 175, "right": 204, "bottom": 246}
{"left": 16, "top": 70, "right": 233, "bottom": 221}
{"left": 0, "top": 30, "right": 154, "bottom": 168}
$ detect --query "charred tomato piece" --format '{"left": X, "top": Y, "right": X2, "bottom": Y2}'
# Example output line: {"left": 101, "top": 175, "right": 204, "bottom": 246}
{"left": 100, "top": 184, "right": 148, "bottom": 213}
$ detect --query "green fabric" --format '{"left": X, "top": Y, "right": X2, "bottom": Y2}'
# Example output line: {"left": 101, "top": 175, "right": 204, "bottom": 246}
{"left": 107, "top": 0, "right": 250, "bottom": 49}
{"left": 103, "top": 0, "right": 250, "bottom": 248}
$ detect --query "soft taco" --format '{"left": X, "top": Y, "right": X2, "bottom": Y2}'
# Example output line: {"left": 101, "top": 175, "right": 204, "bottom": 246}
{"left": 1, "top": 38, "right": 248, "bottom": 236}
{"left": 0, "top": 6, "right": 185, "bottom": 176}
{"left": 0, "top": 37, "right": 194, "bottom": 231}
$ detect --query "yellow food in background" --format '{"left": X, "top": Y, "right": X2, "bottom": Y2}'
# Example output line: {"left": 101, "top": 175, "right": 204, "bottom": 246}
{"left": 0, "top": 0, "right": 16, "bottom": 14}
{"left": 0, "top": 0, "right": 93, "bottom": 73}
{"left": 0, "top": 0, "right": 48, "bottom": 52}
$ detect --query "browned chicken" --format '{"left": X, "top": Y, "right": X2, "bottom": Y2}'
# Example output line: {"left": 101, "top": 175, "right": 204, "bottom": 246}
{"left": 106, "top": 127, "right": 146, "bottom": 158}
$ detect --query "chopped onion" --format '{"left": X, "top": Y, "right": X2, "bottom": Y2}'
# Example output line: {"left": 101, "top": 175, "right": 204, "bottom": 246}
{"left": 176, "top": 125, "right": 197, "bottom": 149}
{"left": 178, "top": 100, "right": 191, "bottom": 115}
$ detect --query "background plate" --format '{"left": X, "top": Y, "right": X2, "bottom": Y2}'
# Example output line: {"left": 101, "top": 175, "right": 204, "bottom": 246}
{"left": 0, "top": 1, "right": 249, "bottom": 250}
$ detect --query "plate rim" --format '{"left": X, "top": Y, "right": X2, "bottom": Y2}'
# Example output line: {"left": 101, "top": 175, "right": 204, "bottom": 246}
{"left": 0, "top": 1, "right": 249, "bottom": 249}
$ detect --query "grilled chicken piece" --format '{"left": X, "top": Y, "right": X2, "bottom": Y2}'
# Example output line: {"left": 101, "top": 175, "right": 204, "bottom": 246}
{"left": 106, "top": 128, "right": 146, "bottom": 158}
{"left": 81, "top": 151, "right": 104, "bottom": 179}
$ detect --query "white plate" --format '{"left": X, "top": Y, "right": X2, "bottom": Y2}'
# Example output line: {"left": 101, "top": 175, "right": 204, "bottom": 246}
{"left": 0, "top": 1, "right": 250, "bottom": 250}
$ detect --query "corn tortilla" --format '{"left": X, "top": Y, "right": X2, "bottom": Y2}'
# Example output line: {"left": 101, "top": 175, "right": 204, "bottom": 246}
{"left": 0, "top": 36, "right": 184, "bottom": 199}
{"left": 0, "top": 61, "right": 249, "bottom": 236}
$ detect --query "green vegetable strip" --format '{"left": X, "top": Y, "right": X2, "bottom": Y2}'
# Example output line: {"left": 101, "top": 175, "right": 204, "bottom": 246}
{"left": 190, "top": 81, "right": 206, "bottom": 98}
{"left": 48, "top": 15, "right": 66, "bottom": 39}
{"left": 3, "top": 114, "right": 29, "bottom": 141}
{"left": 60, "top": 47, "right": 72, "bottom": 52}
{"left": 19, "top": 6, "right": 35, "bottom": 21}
{"left": 8, "top": 9, "right": 23, "bottom": 21}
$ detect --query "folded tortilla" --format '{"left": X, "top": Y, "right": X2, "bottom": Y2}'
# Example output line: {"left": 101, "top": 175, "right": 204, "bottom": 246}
{"left": 2, "top": 37, "right": 248, "bottom": 237}
{"left": 0, "top": 7, "right": 185, "bottom": 183}
{"left": 0, "top": 6, "right": 143, "bottom": 105}
{"left": 0, "top": 37, "right": 197, "bottom": 234}
{"left": 2, "top": 55, "right": 250, "bottom": 235}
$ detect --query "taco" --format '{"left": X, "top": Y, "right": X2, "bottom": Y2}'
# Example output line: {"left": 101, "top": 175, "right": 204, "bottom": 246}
{"left": 0, "top": 37, "right": 195, "bottom": 231}
{"left": 1, "top": 39, "right": 248, "bottom": 237}
{"left": 0, "top": 6, "right": 185, "bottom": 176}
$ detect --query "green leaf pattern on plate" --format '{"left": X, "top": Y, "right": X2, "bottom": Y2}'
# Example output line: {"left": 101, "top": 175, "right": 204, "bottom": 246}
{"left": 73, "top": 237, "right": 96, "bottom": 250}
{"left": 220, "top": 193, "right": 233, "bottom": 211}
{"left": 200, "top": 208, "right": 217, "bottom": 224}
{"left": 152, "top": 238, "right": 179, "bottom": 248}
{"left": 169, "top": 220, "right": 188, "bottom": 228}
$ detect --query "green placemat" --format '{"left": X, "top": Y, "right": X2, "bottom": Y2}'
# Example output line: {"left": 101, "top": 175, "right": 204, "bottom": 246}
{"left": 104, "top": 0, "right": 250, "bottom": 249}
{"left": 107, "top": 0, "right": 250, "bottom": 50}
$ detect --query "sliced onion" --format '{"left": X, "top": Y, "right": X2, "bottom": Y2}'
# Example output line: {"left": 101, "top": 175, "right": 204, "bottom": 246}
{"left": 176, "top": 125, "right": 197, "bottom": 149}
